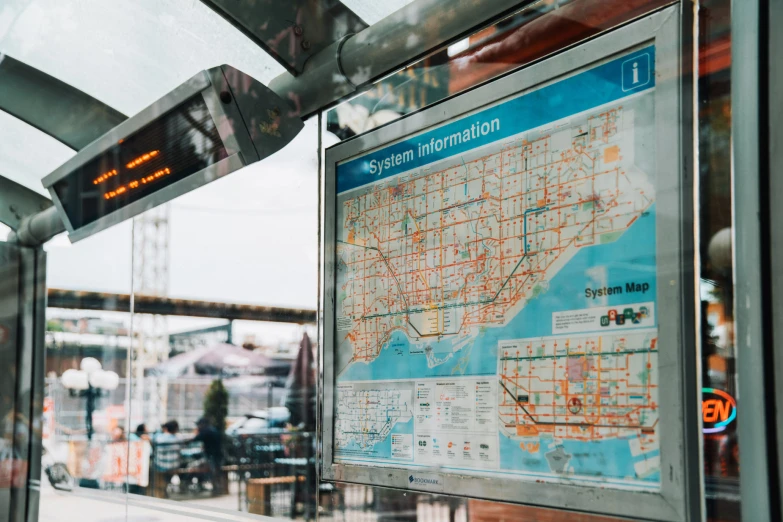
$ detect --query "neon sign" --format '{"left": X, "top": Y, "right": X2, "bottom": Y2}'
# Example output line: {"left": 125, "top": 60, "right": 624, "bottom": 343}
{"left": 702, "top": 388, "right": 736, "bottom": 434}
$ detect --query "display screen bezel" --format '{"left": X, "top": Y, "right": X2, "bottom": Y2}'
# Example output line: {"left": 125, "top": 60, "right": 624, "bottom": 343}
{"left": 43, "top": 70, "right": 247, "bottom": 243}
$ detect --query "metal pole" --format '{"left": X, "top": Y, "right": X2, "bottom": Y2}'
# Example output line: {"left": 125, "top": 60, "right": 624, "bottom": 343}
{"left": 732, "top": 0, "right": 778, "bottom": 519}
{"left": 85, "top": 385, "right": 95, "bottom": 441}
{"left": 268, "top": 0, "right": 534, "bottom": 118}
{"left": 770, "top": 0, "right": 783, "bottom": 508}
{"left": 6, "top": 206, "right": 65, "bottom": 247}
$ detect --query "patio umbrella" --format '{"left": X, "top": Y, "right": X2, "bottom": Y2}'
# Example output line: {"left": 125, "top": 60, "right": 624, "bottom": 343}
{"left": 146, "top": 343, "right": 291, "bottom": 378}
{"left": 145, "top": 346, "right": 212, "bottom": 377}
{"left": 284, "top": 333, "right": 316, "bottom": 430}
{"left": 194, "top": 343, "right": 291, "bottom": 377}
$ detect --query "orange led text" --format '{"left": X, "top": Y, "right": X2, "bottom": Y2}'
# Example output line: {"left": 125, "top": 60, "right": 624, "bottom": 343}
{"left": 93, "top": 169, "right": 118, "bottom": 185}
{"left": 140, "top": 167, "right": 171, "bottom": 184}
{"left": 103, "top": 167, "right": 172, "bottom": 201}
{"left": 126, "top": 150, "right": 160, "bottom": 169}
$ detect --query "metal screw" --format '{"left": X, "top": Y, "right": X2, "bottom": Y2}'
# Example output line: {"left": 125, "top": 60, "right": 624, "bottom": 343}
{"left": 301, "top": 40, "right": 311, "bottom": 50}
{"left": 293, "top": 25, "right": 303, "bottom": 37}
{"left": 220, "top": 91, "right": 232, "bottom": 104}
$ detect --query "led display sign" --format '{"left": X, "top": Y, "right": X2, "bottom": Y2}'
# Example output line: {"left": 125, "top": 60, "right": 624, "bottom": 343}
{"left": 51, "top": 95, "right": 228, "bottom": 231}
{"left": 43, "top": 64, "right": 303, "bottom": 242}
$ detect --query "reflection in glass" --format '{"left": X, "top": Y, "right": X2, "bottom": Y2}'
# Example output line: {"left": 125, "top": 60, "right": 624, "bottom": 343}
{"left": 42, "top": 308, "right": 134, "bottom": 498}
{"left": 698, "top": 0, "right": 738, "bottom": 519}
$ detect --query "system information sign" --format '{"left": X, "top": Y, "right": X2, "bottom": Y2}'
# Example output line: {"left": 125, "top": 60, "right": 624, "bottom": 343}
{"left": 325, "top": 10, "right": 694, "bottom": 518}
{"left": 332, "top": 43, "right": 660, "bottom": 490}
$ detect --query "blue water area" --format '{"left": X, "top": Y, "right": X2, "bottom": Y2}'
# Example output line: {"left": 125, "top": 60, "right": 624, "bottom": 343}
{"left": 498, "top": 432, "right": 551, "bottom": 474}
{"left": 336, "top": 418, "right": 414, "bottom": 461}
{"left": 511, "top": 204, "right": 658, "bottom": 340}
{"left": 499, "top": 432, "right": 660, "bottom": 484}
{"left": 339, "top": 205, "right": 657, "bottom": 383}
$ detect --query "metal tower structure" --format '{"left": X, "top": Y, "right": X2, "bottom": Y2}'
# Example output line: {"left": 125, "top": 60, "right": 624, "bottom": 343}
{"left": 131, "top": 204, "right": 170, "bottom": 429}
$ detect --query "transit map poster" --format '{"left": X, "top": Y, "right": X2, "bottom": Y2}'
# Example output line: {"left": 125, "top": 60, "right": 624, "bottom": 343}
{"left": 332, "top": 46, "right": 660, "bottom": 491}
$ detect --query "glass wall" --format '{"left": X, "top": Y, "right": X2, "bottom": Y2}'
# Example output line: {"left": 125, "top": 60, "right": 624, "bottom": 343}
{"left": 39, "top": 225, "right": 134, "bottom": 519}
{"left": 124, "top": 118, "right": 320, "bottom": 519}
{"left": 697, "top": 1, "right": 738, "bottom": 519}
{"left": 323, "top": 0, "right": 738, "bottom": 521}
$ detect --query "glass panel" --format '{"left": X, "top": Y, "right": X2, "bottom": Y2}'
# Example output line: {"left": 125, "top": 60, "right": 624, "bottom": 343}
{"left": 45, "top": 222, "right": 133, "bottom": 293}
{"left": 40, "top": 228, "right": 134, "bottom": 519}
{"left": 327, "top": 0, "right": 673, "bottom": 140}
{"left": 0, "top": 0, "right": 285, "bottom": 115}
{"left": 698, "top": 0, "right": 738, "bottom": 520}
{"left": 125, "top": 115, "right": 319, "bottom": 520}
{"left": 0, "top": 0, "right": 746, "bottom": 520}
{"left": 0, "top": 111, "right": 74, "bottom": 196}
{"left": 165, "top": 120, "right": 320, "bottom": 307}
{"left": 322, "top": 1, "right": 737, "bottom": 521}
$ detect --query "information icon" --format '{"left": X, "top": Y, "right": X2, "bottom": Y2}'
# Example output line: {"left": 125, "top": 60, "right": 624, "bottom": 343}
{"left": 622, "top": 53, "right": 651, "bottom": 91}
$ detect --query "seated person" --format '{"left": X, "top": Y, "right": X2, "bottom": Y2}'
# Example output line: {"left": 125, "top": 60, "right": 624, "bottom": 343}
{"left": 153, "top": 421, "right": 182, "bottom": 472}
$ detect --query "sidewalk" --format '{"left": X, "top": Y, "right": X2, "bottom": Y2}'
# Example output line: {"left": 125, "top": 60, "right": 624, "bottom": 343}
{"left": 38, "top": 482, "right": 286, "bottom": 522}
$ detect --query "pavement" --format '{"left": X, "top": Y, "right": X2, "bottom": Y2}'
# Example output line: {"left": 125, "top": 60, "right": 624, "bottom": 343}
{"left": 38, "top": 477, "right": 465, "bottom": 522}
{"left": 38, "top": 481, "right": 280, "bottom": 522}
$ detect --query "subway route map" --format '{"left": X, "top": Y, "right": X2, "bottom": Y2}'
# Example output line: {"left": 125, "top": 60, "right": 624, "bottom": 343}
{"left": 331, "top": 47, "right": 662, "bottom": 490}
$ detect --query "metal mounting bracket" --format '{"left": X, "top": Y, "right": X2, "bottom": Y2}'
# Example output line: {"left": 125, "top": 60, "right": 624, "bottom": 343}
{"left": 0, "top": 176, "right": 52, "bottom": 232}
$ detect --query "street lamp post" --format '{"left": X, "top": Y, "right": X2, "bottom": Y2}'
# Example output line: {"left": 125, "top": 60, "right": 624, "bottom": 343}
{"left": 61, "top": 357, "right": 120, "bottom": 440}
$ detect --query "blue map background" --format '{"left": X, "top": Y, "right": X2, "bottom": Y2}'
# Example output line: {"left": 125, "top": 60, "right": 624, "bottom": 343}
{"left": 338, "top": 204, "right": 657, "bottom": 384}
{"left": 338, "top": 208, "right": 659, "bottom": 486}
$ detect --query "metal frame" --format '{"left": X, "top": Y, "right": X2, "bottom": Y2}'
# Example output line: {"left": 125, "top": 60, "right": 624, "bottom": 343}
{"left": 771, "top": 0, "right": 783, "bottom": 513}
{"left": 733, "top": 0, "right": 781, "bottom": 520}
{"left": 40, "top": 69, "right": 257, "bottom": 243}
{"left": 0, "top": 242, "right": 21, "bottom": 520}
{"left": 24, "top": 247, "right": 46, "bottom": 522}
{"left": 321, "top": 7, "right": 699, "bottom": 520}
{"left": 0, "top": 54, "right": 126, "bottom": 151}
{"left": 0, "top": 241, "right": 47, "bottom": 522}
